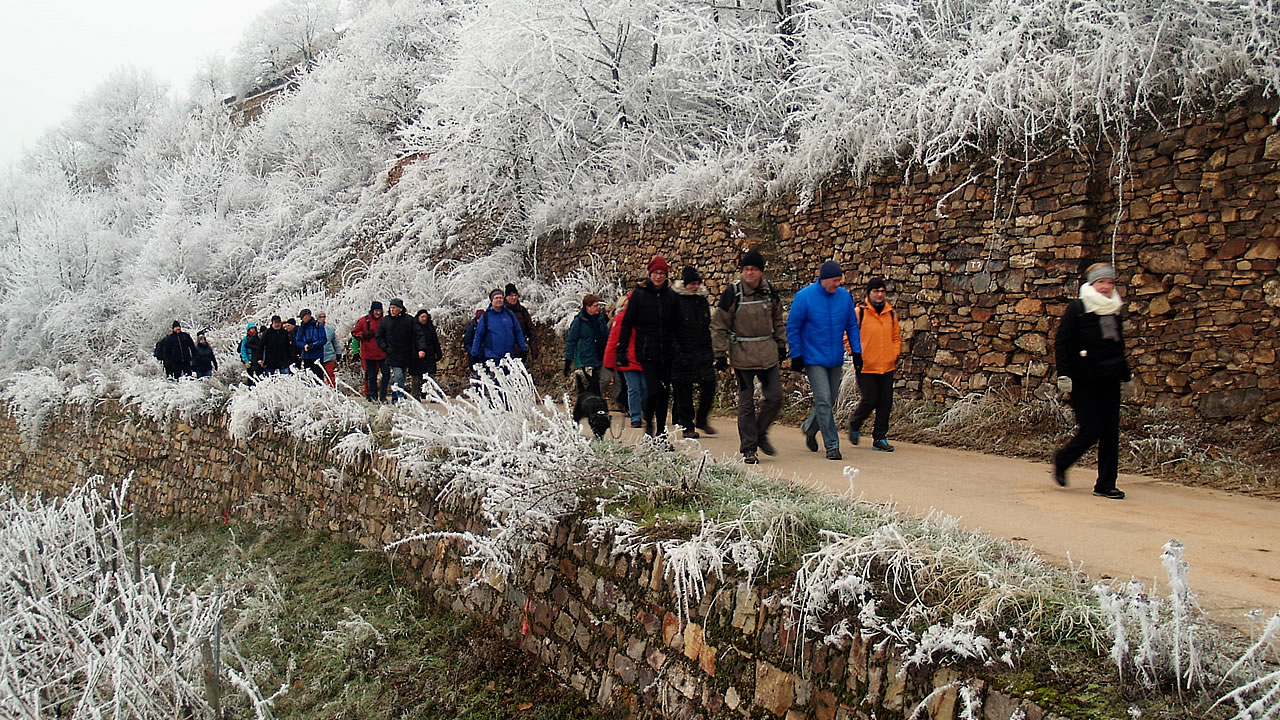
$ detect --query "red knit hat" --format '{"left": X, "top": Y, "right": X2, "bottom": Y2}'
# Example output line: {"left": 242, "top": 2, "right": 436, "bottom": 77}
{"left": 647, "top": 256, "right": 669, "bottom": 273}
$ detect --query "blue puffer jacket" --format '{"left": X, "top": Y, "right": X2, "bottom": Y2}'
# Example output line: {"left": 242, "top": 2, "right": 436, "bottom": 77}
{"left": 296, "top": 318, "right": 328, "bottom": 361}
{"left": 786, "top": 281, "right": 862, "bottom": 368}
{"left": 471, "top": 307, "right": 527, "bottom": 361}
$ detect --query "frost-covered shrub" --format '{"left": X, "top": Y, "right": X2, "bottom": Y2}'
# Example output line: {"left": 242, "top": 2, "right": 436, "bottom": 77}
{"left": 388, "top": 359, "right": 596, "bottom": 580}
{"left": 226, "top": 371, "right": 371, "bottom": 444}
{"left": 118, "top": 370, "right": 229, "bottom": 422}
{"left": 0, "top": 368, "right": 68, "bottom": 448}
{"left": 0, "top": 476, "right": 281, "bottom": 719}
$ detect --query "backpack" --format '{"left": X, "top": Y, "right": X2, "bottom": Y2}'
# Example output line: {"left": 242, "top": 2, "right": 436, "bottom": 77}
{"left": 462, "top": 315, "right": 480, "bottom": 360}
{"left": 718, "top": 279, "right": 780, "bottom": 313}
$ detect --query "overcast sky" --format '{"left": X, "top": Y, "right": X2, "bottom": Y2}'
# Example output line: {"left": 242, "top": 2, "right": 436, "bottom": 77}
{"left": 0, "top": 0, "right": 281, "bottom": 170}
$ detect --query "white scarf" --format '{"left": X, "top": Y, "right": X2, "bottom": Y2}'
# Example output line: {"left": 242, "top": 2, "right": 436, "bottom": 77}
{"left": 1079, "top": 282, "right": 1123, "bottom": 316}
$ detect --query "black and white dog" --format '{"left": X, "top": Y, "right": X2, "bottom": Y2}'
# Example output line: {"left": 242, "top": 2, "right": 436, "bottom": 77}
{"left": 572, "top": 369, "right": 612, "bottom": 439}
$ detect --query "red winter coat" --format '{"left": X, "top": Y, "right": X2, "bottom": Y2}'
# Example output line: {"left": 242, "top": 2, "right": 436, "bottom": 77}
{"left": 603, "top": 294, "right": 642, "bottom": 372}
{"left": 352, "top": 313, "right": 387, "bottom": 361}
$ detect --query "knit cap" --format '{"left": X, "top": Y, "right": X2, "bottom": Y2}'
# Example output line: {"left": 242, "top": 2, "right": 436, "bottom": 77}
{"left": 818, "top": 260, "right": 843, "bottom": 280}
{"left": 647, "top": 256, "right": 669, "bottom": 273}
{"left": 740, "top": 248, "right": 765, "bottom": 270}
{"left": 681, "top": 266, "right": 702, "bottom": 285}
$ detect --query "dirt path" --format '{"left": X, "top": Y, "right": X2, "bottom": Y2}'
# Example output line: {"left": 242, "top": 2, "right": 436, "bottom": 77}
{"left": 615, "top": 417, "right": 1280, "bottom": 623}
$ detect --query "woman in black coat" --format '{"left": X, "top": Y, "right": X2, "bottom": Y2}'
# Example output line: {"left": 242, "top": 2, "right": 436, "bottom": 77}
{"left": 670, "top": 267, "right": 716, "bottom": 438}
{"left": 408, "top": 309, "right": 443, "bottom": 398}
{"left": 616, "top": 256, "right": 680, "bottom": 437}
{"left": 1052, "top": 263, "right": 1131, "bottom": 500}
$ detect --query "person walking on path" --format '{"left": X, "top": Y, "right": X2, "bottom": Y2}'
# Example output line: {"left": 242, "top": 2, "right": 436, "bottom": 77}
{"left": 604, "top": 293, "right": 645, "bottom": 428}
{"left": 711, "top": 249, "right": 787, "bottom": 464}
{"left": 154, "top": 321, "right": 197, "bottom": 379}
{"left": 353, "top": 301, "right": 389, "bottom": 401}
{"left": 262, "top": 315, "right": 293, "bottom": 375}
{"left": 377, "top": 298, "right": 418, "bottom": 399}
{"left": 240, "top": 322, "right": 265, "bottom": 380}
{"left": 317, "top": 311, "right": 338, "bottom": 387}
{"left": 617, "top": 256, "right": 680, "bottom": 439}
{"left": 564, "top": 293, "right": 610, "bottom": 396}
{"left": 505, "top": 283, "right": 536, "bottom": 364}
{"left": 192, "top": 331, "right": 218, "bottom": 378}
{"left": 1052, "top": 263, "right": 1132, "bottom": 500}
{"left": 470, "top": 289, "right": 528, "bottom": 364}
{"left": 671, "top": 266, "right": 717, "bottom": 438}
{"left": 847, "top": 277, "right": 901, "bottom": 452}
{"left": 295, "top": 309, "right": 328, "bottom": 381}
{"left": 408, "top": 309, "right": 443, "bottom": 398}
{"left": 786, "top": 260, "right": 862, "bottom": 461}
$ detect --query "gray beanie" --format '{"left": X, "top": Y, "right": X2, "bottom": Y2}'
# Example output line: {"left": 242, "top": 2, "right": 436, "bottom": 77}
{"left": 1086, "top": 264, "right": 1116, "bottom": 284}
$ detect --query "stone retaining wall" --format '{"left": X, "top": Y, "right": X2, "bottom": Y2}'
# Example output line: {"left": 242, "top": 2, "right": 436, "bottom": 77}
{"left": 1, "top": 401, "right": 1072, "bottom": 719}
{"left": 534, "top": 102, "right": 1280, "bottom": 425}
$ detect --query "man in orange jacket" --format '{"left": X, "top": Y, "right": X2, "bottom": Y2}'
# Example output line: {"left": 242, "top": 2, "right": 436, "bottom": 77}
{"left": 847, "top": 277, "right": 901, "bottom": 451}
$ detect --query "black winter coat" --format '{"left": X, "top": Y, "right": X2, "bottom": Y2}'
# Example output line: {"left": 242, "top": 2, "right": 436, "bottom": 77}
{"left": 192, "top": 342, "right": 218, "bottom": 373}
{"left": 617, "top": 280, "right": 679, "bottom": 366}
{"left": 1054, "top": 300, "right": 1131, "bottom": 381}
{"left": 377, "top": 312, "right": 420, "bottom": 368}
{"left": 671, "top": 282, "right": 715, "bottom": 383}
{"left": 262, "top": 327, "right": 294, "bottom": 370}
{"left": 409, "top": 315, "right": 444, "bottom": 375}
{"left": 154, "top": 331, "right": 196, "bottom": 368}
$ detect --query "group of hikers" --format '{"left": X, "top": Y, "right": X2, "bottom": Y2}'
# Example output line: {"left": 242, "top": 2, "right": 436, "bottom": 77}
{"left": 565, "top": 250, "right": 903, "bottom": 465}
{"left": 155, "top": 249, "right": 1130, "bottom": 500}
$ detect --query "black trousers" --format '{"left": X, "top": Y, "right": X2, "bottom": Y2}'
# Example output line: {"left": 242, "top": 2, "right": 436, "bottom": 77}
{"left": 641, "top": 358, "right": 673, "bottom": 435}
{"left": 672, "top": 379, "right": 715, "bottom": 431}
{"left": 1054, "top": 376, "right": 1122, "bottom": 492}
{"left": 848, "top": 371, "right": 894, "bottom": 440}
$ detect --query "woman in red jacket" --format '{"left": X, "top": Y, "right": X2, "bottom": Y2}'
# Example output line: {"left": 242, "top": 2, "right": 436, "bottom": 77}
{"left": 604, "top": 292, "right": 645, "bottom": 428}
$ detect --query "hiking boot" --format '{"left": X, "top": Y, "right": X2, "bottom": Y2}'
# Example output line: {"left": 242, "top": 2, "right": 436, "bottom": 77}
{"left": 684, "top": 430, "right": 700, "bottom": 439}
{"left": 631, "top": 419, "right": 643, "bottom": 429}
{"left": 743, "top": 451, "right": 759, "bottom": 465}
{"left": 826, "top": 448, "right": 843, "bottom": 461}
{"left": 695, "top": 422, "right": 717, "bottom": 436}
{"left": 804, "top": 427, "right": 819, "bottom": 453}
{"left": 848, "top": 428, "right": 860, "bottom": 445}
{"left": 1053, "top": 465, "right": 1067, "bottom": 487}
{"left": 1093, "top": 488, "right": 1125, "bottom": 500}
{"left": 872, "top": 438, "right": 894, "bottom": 452}
{"left": 758, "top": 436, "right": 777, "bottom": 456}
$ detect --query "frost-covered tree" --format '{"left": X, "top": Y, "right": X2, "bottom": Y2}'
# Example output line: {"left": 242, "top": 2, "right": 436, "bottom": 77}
{"left": 229, "top": 0, "right": 343, "bottom": 95}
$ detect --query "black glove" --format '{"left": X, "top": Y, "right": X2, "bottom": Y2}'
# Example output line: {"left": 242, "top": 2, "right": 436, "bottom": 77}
{"left": 563, "top": 359, "right": 572, "bottom": 377}
{"left": 789, "top": 357, "right": 805, "bottom": 372}
{"left": 851, "top": 352, "right": 863, "bottom": 373}
{"left": 714, "top": 357, "right": 728, "bottom": 371}
{"left": 617, "top": 350, "right": 629, "bottom": 368}
{"left": 778, "top": 346, "right": 788, "bottom": 365}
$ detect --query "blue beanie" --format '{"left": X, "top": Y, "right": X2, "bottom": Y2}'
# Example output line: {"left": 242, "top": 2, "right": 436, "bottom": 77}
{"left": 819, "top": 260, "right": 844, "bottom": 280}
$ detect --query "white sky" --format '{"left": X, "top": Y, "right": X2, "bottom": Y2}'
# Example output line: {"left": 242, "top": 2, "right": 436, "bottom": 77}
{"left": 0, "top": 0, "right": 280, "bottom": 170}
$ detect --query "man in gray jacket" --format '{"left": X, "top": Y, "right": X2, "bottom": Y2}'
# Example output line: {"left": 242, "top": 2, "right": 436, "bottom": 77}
{"left": 711, "top": 249, "right": 787, "bottom": 464}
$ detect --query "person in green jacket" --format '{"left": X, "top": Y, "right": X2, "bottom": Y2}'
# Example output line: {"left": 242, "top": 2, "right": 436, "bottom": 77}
{"left": 564, "top": 293, "right": 610, "bottom": 396}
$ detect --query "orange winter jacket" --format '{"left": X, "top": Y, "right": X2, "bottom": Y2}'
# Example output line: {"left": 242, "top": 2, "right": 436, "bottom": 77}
{"left": 854, "top": 299, "right": 900, "bottom": 374}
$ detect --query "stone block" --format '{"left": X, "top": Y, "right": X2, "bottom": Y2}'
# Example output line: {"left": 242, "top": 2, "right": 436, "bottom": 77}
{"left": 755, "top": 661, "right": 795, "bottom": 716}
{"left": 683, "top": 621, "right": 704, "bottom": 661}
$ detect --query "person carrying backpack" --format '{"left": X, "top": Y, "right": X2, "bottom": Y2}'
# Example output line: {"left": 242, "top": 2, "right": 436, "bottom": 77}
{"left": 470, "top": 289, "right": 527, "bottom": 364}
{"left": 352, "top": 301, "right": 389, "bottom": 401}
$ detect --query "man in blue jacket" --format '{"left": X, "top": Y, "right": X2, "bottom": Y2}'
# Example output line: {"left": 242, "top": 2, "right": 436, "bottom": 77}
{"left": 786, "top": 260, "right": 862, "bottom": 460}
{"left": 295, "top": 309, "right": 328, "bottom": 381}
{"left": 470, "top": 289, "right": 528, "bottom": 364}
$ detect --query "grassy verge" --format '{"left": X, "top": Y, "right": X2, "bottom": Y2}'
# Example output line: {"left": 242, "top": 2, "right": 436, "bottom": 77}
{"left": 141, "top": 520, "right": 612, "bottom": 720}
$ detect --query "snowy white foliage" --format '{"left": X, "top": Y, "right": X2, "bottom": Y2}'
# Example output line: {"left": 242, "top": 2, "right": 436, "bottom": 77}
{"left": 118, "top": 371, "right": 228, "bottom": 422}
{"left": 226, "top": 371, "right": 371, "bottom": 444}
{"left": 386, "top": 359, "right": 596, "bottom": 579}
{"left": 1214, "top": 611, "right": 1280, "bottom": 719}
{"left": 0, "top": 368, "right": 68, "bottom": 447}
{"left": 0, "top": 476, "right": 276, "bottom": 719}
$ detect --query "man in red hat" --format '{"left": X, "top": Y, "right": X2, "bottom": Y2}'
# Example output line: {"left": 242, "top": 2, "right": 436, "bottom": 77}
{"left": 616, "top": 255, "right": 679, "bottom": 440}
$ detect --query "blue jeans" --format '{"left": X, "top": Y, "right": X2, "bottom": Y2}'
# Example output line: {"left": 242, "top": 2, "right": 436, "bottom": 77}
{"left": 389, "top": 365, "right": 407, "bottom": 399}
{"left": 622, "top": 370, "right": 647, "bottom": 423}
{"left": 802, "top": 365, "right": 844, "bottom": 452}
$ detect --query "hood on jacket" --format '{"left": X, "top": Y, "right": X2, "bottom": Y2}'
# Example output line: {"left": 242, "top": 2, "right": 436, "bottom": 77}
{"left": 671, "top": 280, "right": 708, "bottom": 297}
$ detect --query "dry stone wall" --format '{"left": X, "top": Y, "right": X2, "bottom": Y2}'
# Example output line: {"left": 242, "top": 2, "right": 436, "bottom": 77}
{"left": 0, "top": 401, "right": 1065, "bottom": 720}
{"left": 536, "top": 102, "right": 1280, "bottom": 425}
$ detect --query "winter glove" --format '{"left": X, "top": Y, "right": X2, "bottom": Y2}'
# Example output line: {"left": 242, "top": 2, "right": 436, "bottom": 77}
{"left": 617, "top": 350, "right": 629, "bottom": 368}
{"left": 789, "top": 357, "right": 805, "bottom": 372}
{"left": 1056, "top": 376, "right": 1073, "bottom": 395}
{"left": 714, "top": 357, "right": 728, "bottom": 371}
{"left": 851, "top": 352, "right": 863, "bottom": 373}
{"left": 777, "top": 346, "right": 788, "bottom": 365}
{"left": 563, "top": 359, "right": 572, "bottom": 377}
